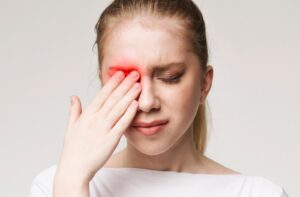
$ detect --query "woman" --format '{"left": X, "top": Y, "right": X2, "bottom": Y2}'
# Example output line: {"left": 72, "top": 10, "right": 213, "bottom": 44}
{"left": 30, "top": 0, "right": 289, "bottom": 196}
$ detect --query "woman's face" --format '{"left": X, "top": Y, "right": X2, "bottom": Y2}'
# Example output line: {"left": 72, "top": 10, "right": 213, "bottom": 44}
{"left": 100, "top": 18, "right": 210, "bottom": 155}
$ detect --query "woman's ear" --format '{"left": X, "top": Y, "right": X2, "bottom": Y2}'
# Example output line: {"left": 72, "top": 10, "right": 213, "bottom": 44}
{"left": 200, "top": 65, "right": 214, "bottom": 104}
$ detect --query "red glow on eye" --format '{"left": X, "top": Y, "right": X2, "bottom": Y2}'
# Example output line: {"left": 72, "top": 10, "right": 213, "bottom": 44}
{"left": 108, "top": 64, "right": 143, "bottom": 80}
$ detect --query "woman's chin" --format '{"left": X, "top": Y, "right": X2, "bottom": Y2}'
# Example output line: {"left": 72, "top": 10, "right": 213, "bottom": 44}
{"left": 124, "top": 131, "right": 172, "bottom": 156}
{"left": 132, "top": 145, "right": 169, "bottom": 156}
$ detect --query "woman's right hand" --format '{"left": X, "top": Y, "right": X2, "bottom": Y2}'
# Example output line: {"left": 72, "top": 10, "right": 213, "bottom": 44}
{"left": 54, "top": 70, "right": 141, "bottom": 185}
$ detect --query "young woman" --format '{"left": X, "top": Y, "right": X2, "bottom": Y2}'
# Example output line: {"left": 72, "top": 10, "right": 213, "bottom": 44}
{"left": 31, "top": 0, "right": 289, "bottom": 196}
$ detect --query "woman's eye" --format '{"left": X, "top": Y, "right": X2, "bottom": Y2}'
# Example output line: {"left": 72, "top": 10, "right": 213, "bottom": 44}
{"left": 157, "top": 70, "right": 186, "bottom": 84}
{"left": 160, "top": 75, "right": 182, "bottom": 84}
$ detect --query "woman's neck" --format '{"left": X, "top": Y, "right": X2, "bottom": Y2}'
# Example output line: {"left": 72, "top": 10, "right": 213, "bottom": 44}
{"left": 121, "top": 127, "right": 205, "bottom": 173}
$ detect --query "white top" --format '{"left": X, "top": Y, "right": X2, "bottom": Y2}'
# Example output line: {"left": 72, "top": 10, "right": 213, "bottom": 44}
{"left": 30, "top": 165, "right": 289, "bottom": 197}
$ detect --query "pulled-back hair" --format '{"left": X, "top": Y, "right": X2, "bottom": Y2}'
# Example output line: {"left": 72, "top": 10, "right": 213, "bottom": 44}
{"left": 94, "top": 0, "right": 209, "bottom": 154}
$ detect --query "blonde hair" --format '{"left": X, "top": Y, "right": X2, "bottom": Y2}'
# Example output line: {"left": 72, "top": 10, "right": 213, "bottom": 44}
{"left": 94, "top": 0, "right": 210, "bottom": 154}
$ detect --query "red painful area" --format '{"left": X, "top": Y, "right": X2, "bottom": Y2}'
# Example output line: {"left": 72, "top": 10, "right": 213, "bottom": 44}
{"left": 108, "top": 64, "right": 142, "bottom": 82}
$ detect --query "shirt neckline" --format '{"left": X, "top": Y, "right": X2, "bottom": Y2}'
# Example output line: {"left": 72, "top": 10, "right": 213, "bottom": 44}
{"left": 101, "top": 167, "right": 245, "bottom": 176}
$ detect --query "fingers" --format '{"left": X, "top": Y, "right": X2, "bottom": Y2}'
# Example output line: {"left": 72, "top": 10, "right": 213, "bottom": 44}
{"left": 97, "top": 71, "right": 140, "bottom": 117}
{"left": 109, "top": 100, "right": 138, "bottom": 138}
{"left": 87, "top": 71, "right": 125, "bottom": 113}
{"left": 104, "top": 82, "right": 141, "bottom": 129}
{"left": 67, "top": 95, "right": 82, "bottom": 129}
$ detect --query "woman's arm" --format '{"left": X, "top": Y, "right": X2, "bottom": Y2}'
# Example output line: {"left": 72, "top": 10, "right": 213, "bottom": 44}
{"left": 53, "top": 171, "right": 90, "bottom": 197}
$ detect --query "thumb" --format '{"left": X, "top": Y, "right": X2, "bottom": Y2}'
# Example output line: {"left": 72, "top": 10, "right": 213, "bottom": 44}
{"left": 67, "top": 95, "right": 82, "bottom": 129}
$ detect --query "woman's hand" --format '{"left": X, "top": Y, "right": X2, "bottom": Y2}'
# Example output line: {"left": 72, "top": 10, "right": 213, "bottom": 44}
{"left": 54, "top": 70, "right": 141, "bottom": 187}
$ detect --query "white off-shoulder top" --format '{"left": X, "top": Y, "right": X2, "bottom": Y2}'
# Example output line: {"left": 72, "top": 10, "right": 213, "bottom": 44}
{"left": 30, "top": 165, "right": 289, "bottom": 197}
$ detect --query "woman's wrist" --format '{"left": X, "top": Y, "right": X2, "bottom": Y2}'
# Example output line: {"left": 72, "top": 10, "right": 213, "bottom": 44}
{"left": 54, "top": 163, "right": 92, "bottom": 184}
{"left": 53, "top": 171, "right": 90, "bottom": 197}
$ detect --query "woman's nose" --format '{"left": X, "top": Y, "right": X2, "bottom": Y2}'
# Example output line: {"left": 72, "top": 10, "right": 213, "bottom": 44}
{"left": 136, "top": 77, "right": 160, "bottom": 113}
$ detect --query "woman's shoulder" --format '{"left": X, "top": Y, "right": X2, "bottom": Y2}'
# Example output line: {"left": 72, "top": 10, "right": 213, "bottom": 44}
{"left": 201, "top": 157, "right": 288, "bottom": 196}
{"left": 30, "top": 164, "right": 57, "bottom": 197}
{"left": 239, "top": 175, "right": 289, "bottom": 196}
{"left": 32, "top": 164, "right": 57, "bottom": 184}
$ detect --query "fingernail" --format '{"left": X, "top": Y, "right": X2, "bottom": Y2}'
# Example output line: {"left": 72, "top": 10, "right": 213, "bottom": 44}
{"left": 116, "top": 71, "right": 124, "bottom": 78}
{"left": 134, "top": 83, "right": 141, "bottom": 90}
{"left": 130, "top": 71, "right": 139, "bottom": 79}
{"left": 130, "top": 100, "right": 138, "bottom": 108}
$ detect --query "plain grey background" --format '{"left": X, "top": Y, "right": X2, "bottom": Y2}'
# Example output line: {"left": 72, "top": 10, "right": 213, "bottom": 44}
{"left": 0, "top": 0, "right": 299, "bottom": 196}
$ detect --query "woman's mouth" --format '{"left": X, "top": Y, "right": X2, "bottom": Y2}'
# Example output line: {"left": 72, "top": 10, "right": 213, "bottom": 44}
{"left": 131, "top": 120, "right": 168, "bottom": 136}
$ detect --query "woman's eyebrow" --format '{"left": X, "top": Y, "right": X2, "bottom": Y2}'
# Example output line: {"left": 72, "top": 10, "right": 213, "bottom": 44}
{"left": 152, "top": 62, "right": 186, "bottom": 72}
{"left": 108, "top": 62, "right": 186, "bottom": 72}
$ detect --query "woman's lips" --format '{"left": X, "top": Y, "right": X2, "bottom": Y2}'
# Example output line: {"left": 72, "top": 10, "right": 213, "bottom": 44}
{"left": 131, "top": 121, "right": 168, "bottom": 136}
{"left": 131, "top": 120, "right": 168, "bottom": 127}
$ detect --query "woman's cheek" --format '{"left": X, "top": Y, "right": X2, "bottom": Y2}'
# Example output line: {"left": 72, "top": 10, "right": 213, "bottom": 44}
{"left": 175, "top": 83, "right": 196, "bottom": 109}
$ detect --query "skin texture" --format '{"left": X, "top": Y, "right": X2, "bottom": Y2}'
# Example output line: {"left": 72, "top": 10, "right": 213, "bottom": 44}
{"left": 99, "top": 17, "right": 238, "bottom": 174}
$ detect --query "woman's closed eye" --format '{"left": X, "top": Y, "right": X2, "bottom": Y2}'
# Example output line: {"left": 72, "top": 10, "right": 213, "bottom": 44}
{"left": 159, "top": 72, "right": 185, "bottom": 84}
{"left": 160, "top": 76, "right": 181, "bottom": 84}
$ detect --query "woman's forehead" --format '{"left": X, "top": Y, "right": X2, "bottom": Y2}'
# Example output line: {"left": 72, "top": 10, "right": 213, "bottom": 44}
{"left": 103, "top": 17, "right": 189, "bottom": 54}
{"left": 101, "top": 17, "right": 192, "bottom": 77}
